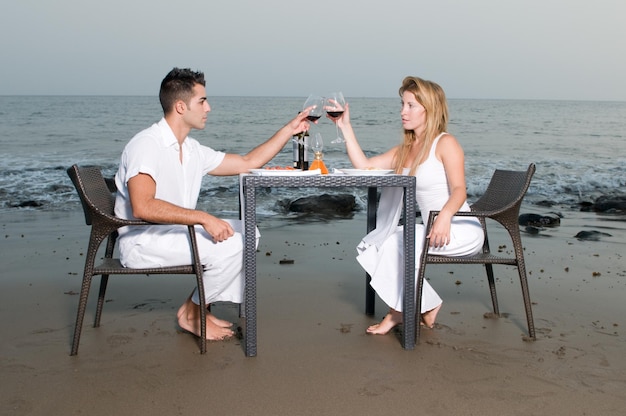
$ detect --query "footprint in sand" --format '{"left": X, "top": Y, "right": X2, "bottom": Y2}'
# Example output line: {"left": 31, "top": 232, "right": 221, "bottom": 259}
{"left": 107, "top": 334, "right": 132, "bottom": 347}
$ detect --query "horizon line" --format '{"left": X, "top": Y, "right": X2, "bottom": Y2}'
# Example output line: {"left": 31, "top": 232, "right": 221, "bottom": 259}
{"left": 1, "top": 94, "right": 624, "bottom": 103}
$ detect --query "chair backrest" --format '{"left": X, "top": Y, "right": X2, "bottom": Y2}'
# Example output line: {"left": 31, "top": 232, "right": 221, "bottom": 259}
{"left": 67, "top": 165, "right": 116, "bottom": 226}
{"left": 470, "top": 163, "right": 535, "bottom": 214}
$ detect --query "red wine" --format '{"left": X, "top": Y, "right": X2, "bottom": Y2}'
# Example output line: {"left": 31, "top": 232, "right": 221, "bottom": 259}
{"left": 306, "top": 115, "right": 321, "bottom": 122}
{"left": 326, "top": 111, "right": 344, "bottom": 118}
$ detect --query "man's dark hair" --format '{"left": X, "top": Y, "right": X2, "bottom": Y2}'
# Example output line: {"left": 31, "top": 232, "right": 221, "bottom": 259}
{"left": 159, "top": 68, "right": 206, "bottom": 114}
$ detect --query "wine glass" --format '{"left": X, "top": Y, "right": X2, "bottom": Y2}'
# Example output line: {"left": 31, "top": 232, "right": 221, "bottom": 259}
{"left": 325, "top": 92, "right": 345, "bottom": 143}
{"left": 293, "top": 94, "right": 321, "bottom": 150}
{"left": 303, "top": 94, "right": 324, "bottom": 123}
{"left": 309, "top": 132, "right": 328, "bottom": 174}
{"left": 310, "top": 131, "right": 324, "bottom": 154}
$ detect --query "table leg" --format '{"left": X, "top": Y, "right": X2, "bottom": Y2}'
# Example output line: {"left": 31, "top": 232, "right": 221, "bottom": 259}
{"left": 243, "top": 183, "right": 258, "bottom": 357}
{"left": 365, "top": 187, "right": 377, "bottom": 316}
{"left": 402, "top": 184, "right": 417, "bottom": 350}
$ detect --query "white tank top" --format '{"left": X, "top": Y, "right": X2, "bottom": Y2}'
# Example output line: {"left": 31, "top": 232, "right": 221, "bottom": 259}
{"left": 414, "top": 133, "right": 471, "bottom": 220}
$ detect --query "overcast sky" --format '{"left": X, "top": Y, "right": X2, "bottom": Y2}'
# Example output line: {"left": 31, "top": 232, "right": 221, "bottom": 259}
{"left": 2, "top": 0, "right": 624, "bottom": 101}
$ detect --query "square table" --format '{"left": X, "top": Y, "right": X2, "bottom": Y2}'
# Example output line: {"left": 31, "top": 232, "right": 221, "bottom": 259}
{"left": 240, "top": 173, "right": 417, "bottom": 356}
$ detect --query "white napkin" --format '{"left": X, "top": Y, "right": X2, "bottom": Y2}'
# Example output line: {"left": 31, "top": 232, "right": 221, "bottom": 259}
{"left": 360, "top": 186, "right": 404, "bottom": 249}
{"left": 238, "top": 173, "right": 261, "bottom": 240}
{"left": 239, "top": 173, "right": 246, "bottom": 220}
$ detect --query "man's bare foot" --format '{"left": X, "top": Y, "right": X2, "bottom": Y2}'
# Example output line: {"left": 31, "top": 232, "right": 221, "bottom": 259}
{"left": 205, "top": 311, "right": 233, "bottom": 328}
{"left": 177, "top": 299, "right": 234, "bottom": 341}
{"left": 177, "top": 296, "right": 233, "bottom": 328}
{"left": 421, "top": 303, "right": 442, "bottom": 329}
{"left": 366, "top": 310, "right": 403, "bottom": 335}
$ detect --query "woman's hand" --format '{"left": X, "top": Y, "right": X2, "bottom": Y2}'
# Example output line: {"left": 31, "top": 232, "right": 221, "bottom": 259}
{"left": 326, "top": 102, "right": 351, "bottom": 129}
{"left": 427, "top": 212, "right": 452, "bottom": 248}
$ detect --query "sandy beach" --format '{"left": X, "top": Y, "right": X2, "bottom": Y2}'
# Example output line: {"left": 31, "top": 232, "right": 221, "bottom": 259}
{"left": 1, "top": 206, "right": 625, "bottom": 415}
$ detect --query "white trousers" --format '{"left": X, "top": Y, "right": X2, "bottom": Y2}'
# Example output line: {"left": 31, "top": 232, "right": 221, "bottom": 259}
{"left": 119, "top": 219, "right": 259, "bottom": 305}
{"left": 357, "top": 219, "right": 484, "bottom": 313}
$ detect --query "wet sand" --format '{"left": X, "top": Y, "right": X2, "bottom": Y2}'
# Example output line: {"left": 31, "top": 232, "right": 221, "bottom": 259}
{"left": 1, "top": 208, "right": 625, "bottom": 415}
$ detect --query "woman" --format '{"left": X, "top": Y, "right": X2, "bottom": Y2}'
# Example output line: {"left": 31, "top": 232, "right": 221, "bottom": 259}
{"left": 330, "top": 76, "right": 484, "bottom": 334}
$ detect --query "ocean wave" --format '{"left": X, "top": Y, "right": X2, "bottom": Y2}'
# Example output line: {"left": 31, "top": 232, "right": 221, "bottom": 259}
{"left": 1, "top": 160, "right": 624, "bottom": 215}
{"left": 2, "top": 96, "right": 625, "bottom": 216}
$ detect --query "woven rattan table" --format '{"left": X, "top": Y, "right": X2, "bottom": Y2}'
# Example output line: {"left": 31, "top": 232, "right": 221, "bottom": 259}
{"left": 241, "top": 173, "right": 417, "bottom": 356}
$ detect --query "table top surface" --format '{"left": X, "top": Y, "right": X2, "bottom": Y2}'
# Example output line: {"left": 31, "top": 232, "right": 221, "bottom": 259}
{"left": 241, "top": 173, "right": 416, "bottom": 188}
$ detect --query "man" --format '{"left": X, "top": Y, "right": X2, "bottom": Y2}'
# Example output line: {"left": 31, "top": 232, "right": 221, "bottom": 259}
{"left": 114, "top": 68, "right": 310, "bottom": 340}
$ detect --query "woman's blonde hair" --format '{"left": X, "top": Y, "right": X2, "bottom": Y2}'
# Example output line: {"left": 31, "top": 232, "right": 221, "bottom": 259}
{"left": 394, "top": 76, "right": 449, "bottom": 175}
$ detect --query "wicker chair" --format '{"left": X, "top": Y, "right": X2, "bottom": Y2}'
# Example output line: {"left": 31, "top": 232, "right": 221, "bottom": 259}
{"left": 416, "top": 163, "right": 536, "bottom": 343}
{"left": 67, "top": 164, "right": 208, "bottom": 355}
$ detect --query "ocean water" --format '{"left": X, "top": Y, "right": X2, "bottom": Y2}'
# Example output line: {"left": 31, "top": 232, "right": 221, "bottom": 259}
{"left": 1, "top": 96, "right": 625, "bottom": 218}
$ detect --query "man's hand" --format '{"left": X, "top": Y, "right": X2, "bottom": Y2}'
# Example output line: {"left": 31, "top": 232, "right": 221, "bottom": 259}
{"left": 201, "top": 215, "right": 235, "bottom": 243}
{"left": 291, "top": 108, "right": 312, "bottom": 134}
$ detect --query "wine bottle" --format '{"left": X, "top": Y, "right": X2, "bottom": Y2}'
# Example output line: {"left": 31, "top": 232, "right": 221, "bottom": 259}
{"left": 293, "top": 132, "right": 301, "bottom": 169}
{"left": 300, "top": 130, "right": 309, "bottom": 170}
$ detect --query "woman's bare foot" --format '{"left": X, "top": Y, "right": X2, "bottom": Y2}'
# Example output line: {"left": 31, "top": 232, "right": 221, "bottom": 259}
{"left": 177, "top": 299, "right": 234, "bottom": 341}
{"left": 420, "top": 303, "right": 442, "bottom": 329}
{"left": 366, "top": 310, "right": 403, "bottom": 335}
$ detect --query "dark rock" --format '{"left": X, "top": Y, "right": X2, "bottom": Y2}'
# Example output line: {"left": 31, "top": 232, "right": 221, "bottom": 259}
{"left": 12, "top": 200, "right": 43, "bottom": 208}
{"left": 590, "top": 195, "right": 626, "bottom": 213}
{"left": 287, "top": 193, "right": 356, "bottom": 217}
{"left": 519, "top": 213, "right": 561, "bottom": 227}
{"left": 574, "top": 230, "right": 612, "bottom": 241}
{"left": 579, "top": 201, "right": 594, "bottom": 211}
{"left": 536, "top": 200, "right": 555, "bottom": 207}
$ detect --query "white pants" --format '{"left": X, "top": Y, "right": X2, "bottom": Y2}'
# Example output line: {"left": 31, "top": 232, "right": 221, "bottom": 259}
{"left": 357, "top": 219, "right": 484, "bottom": 313}
{"left": 119, "top": 219, "right": 259, "bottom": 305}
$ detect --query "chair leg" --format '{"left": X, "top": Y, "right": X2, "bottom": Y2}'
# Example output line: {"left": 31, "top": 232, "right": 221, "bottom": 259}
{"left": 508, "top": 225, "right": 536, "bottom": 339}
{"left": 70, "top": 275, "right": 93, "bottom": 356}
{"left": 94, "top": 275, "right": 109, "bottom": 328}
{"left": 199, "top": 306, "right": 207, "bottom": 354}
{"left": 196, "top": 273, "right": 207, "bottom": 354}
{"left": 516, "top": 260, "right": 536, "bottom": 339}
{"left": 186, "top": 225, "right": 207, "bottom": 354}
{"left": 484, "top": 264, "right": 500, "bottom": 315}
{"left": 365, "top": 187, "right": 378, "bottom": 316}
{"left": 365, "top": 273, "right": 375, "bottom": 316}
{"left": 415, "top": 257, "right": 428, "bottom": 345}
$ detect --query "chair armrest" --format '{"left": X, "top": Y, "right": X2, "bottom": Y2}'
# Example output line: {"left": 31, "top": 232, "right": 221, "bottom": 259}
{"left": 423, "top": 210, "right": 488, "bottom": 246}
{"left": 425, "top": 209, "right": 482, "bottom": 226}
{"left": 94, "top": 210, "right": 185, "bottom": 238}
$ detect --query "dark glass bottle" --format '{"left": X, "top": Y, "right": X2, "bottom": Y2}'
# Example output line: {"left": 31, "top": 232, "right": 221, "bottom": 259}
{"left": 301, "top": 130, "right": 309, "bottom": 170}
{"left": 292, "top": 132, "right": 300, "bottom": 169}
{"left": 292, "top": 131, "right": 309, "bottom": 170}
